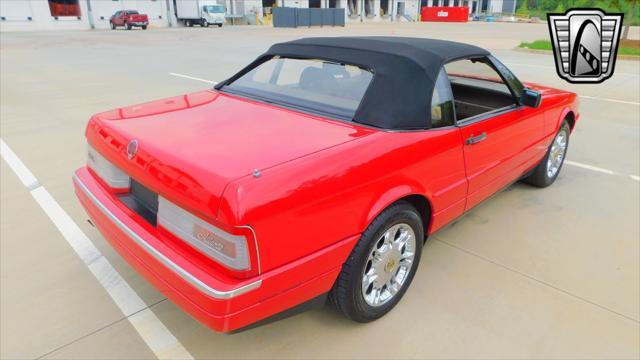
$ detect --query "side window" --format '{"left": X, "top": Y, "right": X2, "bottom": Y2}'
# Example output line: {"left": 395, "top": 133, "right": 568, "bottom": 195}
{"left": 444, "top": 57, "right": 517, "bottom": 121}
{"left": 490, "top": 55, "right": 524, "bottom": 99}
{"left": 431, "top": 68, "right": 455, "bottom": 128}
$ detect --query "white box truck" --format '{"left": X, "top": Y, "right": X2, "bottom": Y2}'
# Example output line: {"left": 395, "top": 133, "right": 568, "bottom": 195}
{"left": 176, "top": 0, "right": 225, "bottom": 27}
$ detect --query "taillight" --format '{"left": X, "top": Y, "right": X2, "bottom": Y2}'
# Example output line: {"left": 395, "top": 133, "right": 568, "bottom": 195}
{"left": 157, "top": 196, "right": 252, "bottom": 272}
{"left": 87, "top": 144, "right": 130, "bottom": 190}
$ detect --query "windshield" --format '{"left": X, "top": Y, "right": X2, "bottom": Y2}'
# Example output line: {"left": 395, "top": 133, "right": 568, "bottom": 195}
{"left": 204, "top": 5, "right": 224, "bottom": 13}
{"left": 223, "top": 57, "right": 373, "bottom": 119}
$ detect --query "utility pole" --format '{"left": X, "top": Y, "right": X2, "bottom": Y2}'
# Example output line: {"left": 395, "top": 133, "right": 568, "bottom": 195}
{"left": 85, "top": 0, "right": 95, "bottom": 29}
{"left": 165, "top": 0, "right": 173, "bottom": 27}
{"left": 390, "top": 0, "right": 395, "bottom": 22}
{"left": 360, "top": 0, "right": 364, "bottom": 21}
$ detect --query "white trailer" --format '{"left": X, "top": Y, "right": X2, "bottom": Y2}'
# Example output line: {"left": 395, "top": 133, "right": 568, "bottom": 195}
{"left": 176, "top": 0, "right": 225, "bottom": 27}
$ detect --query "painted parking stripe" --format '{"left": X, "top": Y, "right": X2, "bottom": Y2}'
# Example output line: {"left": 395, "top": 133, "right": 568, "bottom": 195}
{"left": 580, "top": 95, "right": 640, "bottom": 106}
{"left": 564, "top": 160, "right": 616, "bottom": 175}
{"left": 503, "top": 62, "right": 638, "bottom": 77}
{"left": 168, "top": 72, "right": 217, "bottom": 84}
{"left": 565, "top": 160, "right": 639, "bottom": 181}
{"left": 168, "top": 71, "right": 640, "bottom": 106}
{"left": 165, "top": 72, "right": 640, "bottom": 182}
{"left": 1, "top": 139, "right": 193, "bottom": 360}
{"left": 0, "top": 140, "right": 40, "bottom": 190}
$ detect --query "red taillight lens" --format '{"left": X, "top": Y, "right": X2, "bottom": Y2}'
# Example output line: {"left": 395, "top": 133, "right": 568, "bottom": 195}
{"left": 157, "top": 196, "right": 255, "bottom": 273}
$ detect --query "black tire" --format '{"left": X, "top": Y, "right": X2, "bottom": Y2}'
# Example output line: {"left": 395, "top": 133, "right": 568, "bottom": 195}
{"left": 202, "top": 19, "right": 208, "bottom": 27}
{"left": 186, "top": 20, "right": 192, "bottom": 27}
{"left": 330, "top": 201, "right": 424, "bottom": 322}
{"left": 142, "top": 25, "right": 147, "bottom": 30}
{"left": 110, "top": 22, "right": 116, "bottom": 30}
{"left": 126, "top": 22, "right": 132, "bottom": 30}
{"left": 217, "top": 23, "right": 223, "bottom": 27}
{"left": 522, "top": 120, "right": 571, "bottom": 188}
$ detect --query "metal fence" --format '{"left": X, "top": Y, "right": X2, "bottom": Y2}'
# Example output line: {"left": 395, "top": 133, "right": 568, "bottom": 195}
{"left": 273, "top": 7, "right": 345, "bottom": 28}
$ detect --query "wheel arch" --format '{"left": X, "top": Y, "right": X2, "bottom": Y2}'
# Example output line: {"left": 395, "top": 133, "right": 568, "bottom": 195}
{"left": 564, "top": 110, "right": 576, "bottom": 131}
{"left": 559, "top": 107, "right": 576, "bottom": 132}
{"left": 364, "top": 186, "right": 433, "bottom": 242}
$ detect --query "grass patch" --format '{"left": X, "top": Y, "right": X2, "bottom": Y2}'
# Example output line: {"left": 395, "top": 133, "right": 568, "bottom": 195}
{"left": 519, "top": 40, "right": 640, "bottom": 57}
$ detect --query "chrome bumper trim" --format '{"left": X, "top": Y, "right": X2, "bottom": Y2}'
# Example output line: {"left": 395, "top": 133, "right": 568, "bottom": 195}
{"left": 73, "top": 173, "right": 262, "bottom": 299}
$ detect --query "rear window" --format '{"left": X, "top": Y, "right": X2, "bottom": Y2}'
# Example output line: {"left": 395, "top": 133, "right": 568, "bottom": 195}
{"left": 127, "top": 10, "right": 139, "bottom": 14}
{"left": 223, "top": 57, "right": 374, "bottom": 119}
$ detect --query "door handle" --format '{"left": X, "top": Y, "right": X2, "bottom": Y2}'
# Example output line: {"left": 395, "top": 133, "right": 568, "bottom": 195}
{"left": 466, "top": 132, "right": 487, "bottom": 145}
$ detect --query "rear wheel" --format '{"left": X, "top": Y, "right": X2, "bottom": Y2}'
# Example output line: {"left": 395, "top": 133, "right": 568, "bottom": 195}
{"left": 141, "top": 25, "right": 147, "bottom": 30}
{"left": 217, "top": 23, "right": 223, "bottom": 27}
{"left": 522, "top": 120, "right": 570, "bottom": 187}
{"left": 185, "top": 20, "right": 192, "bottom": 27}
{"left": 330, "top": 201, "right": 423, "bottom": 322}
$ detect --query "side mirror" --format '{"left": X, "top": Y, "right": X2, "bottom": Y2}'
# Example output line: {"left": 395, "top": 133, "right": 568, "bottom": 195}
{"left": 520, "top": 89, "right": 542, "bottom": 108}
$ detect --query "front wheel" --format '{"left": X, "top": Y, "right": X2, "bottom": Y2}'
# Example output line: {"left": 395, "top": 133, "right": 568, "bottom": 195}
{"left": 330, "top": 201, "right": 423, "bottom": 322}
{"left": 217, "top": 23, "right": 223, "bottom": 27}
{"left": 522, "top": 120, "right": 570, "bottom": 187}
{"left": 202, "top": 19, "right": 208, "bottom": 27}
{"left": 110, "top": 22, "right": 116, "bottom": 30}
{"left": 126, "top": 22, "right": 132, "bottom": 30}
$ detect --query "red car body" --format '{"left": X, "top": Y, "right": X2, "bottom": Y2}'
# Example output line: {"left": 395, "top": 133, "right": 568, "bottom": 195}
{"left": 110, "top": 10, "right": 148, "bottom": 29}
{"left": 74, "top": 39, "right": 579, "bottom": 332}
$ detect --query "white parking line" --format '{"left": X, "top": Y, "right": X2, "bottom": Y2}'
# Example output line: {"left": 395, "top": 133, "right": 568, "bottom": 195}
{"left": 1, "top": 139, "right": 193, "bottom": 360}
{"left": 565, "top": 160, "right": 639, "bottom": 181}
{"left": 564, "top": 160, "right": 616, "bottom": 175}
{"left": 168, "top": 71, "right": 640, "bottom": 106}
{"left": 580, "top": 95, "right": 640, "bottom": 106}
{"left": 503, "top": 62, "right": 638, "bottom": 77}
{"left": 165, "top": 72, "right": 640, "bottom": 183}
{"left": 168, "top": 72, "right": 217, "bottom": 85}
{"left": 0, "top": 140, "right": 39, "bottom": 189}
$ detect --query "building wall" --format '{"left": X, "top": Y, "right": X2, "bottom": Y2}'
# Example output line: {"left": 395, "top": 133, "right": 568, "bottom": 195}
{"left": 1, "top": 0, "right": 91, "bottom": 31}
{"left": 0, "top": 0, "right": 171, "bottom": 31}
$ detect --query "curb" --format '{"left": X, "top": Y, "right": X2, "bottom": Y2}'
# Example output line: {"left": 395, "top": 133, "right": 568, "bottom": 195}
{"left": 514, "top": 46, "right": 640, "bottom": 61}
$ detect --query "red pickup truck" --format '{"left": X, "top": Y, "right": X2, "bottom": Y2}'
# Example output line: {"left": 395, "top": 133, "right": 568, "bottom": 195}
{"left": 110, "top": 10, "right": 148, "bottom": 30}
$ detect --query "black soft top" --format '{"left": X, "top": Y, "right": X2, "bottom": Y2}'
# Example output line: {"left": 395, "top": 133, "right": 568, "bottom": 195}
{"left": 216, "top": 37, "right": 489, "bottom": 130}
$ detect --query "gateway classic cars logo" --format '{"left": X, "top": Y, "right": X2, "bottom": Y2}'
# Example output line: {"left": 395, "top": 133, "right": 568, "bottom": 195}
{"left": 548, "top": 8, "right": 623, "bottom": 83}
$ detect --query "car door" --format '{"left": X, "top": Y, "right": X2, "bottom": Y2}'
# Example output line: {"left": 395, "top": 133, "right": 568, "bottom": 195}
{"left": 114, "top": 11, "right": 123, "bottom": 25}
{"left": 446, "top": 56, "right": 546, "bottom": 211}
{"left": 420, "top": 67, "right": 468, "bottom": 232}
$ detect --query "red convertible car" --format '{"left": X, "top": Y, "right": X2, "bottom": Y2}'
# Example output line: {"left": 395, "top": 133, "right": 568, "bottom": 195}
{"left": 74, "top": 37, "right": 578, "bottom": 332}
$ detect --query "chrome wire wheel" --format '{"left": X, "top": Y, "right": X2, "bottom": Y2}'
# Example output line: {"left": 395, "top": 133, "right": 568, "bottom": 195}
{"left": 361, "top": 223, "right": 416, "bottom": 307}
{"left": 547, "top": 128, "right": 568, "bottom": 178}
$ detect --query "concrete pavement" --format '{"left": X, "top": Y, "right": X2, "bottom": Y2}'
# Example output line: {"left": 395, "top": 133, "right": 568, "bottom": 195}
{"left": 1, "top": 22, "right": 639, "bottom": 359}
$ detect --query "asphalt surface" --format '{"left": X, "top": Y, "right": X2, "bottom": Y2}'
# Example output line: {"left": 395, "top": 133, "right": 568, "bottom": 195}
{"left": 1, "top": 22, "right": 639, "bottom": 359}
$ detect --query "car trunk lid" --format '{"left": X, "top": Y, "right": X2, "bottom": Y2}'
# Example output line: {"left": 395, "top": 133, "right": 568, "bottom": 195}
{"left": 86, "top": 90, "right": 374, "bottom": 221}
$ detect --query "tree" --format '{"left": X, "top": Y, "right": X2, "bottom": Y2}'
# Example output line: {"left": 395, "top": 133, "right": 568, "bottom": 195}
{"left": 553, "top": 2, "right": 564, "bottom": 13}
{"left": 622, "top": 0, "right": 638, "bottom": 40}
{"left": 516, "top": 0, "right": 530, "bottom": 17}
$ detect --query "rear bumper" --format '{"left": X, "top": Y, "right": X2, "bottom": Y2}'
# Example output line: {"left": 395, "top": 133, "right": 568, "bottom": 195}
{"left": 73, "top": 167, "right": 358, "bottom": 332}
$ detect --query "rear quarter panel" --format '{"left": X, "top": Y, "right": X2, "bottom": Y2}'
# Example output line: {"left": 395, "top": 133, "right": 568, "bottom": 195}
{"left": 219, "top": 127, "right": 467, "bottom": 273}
